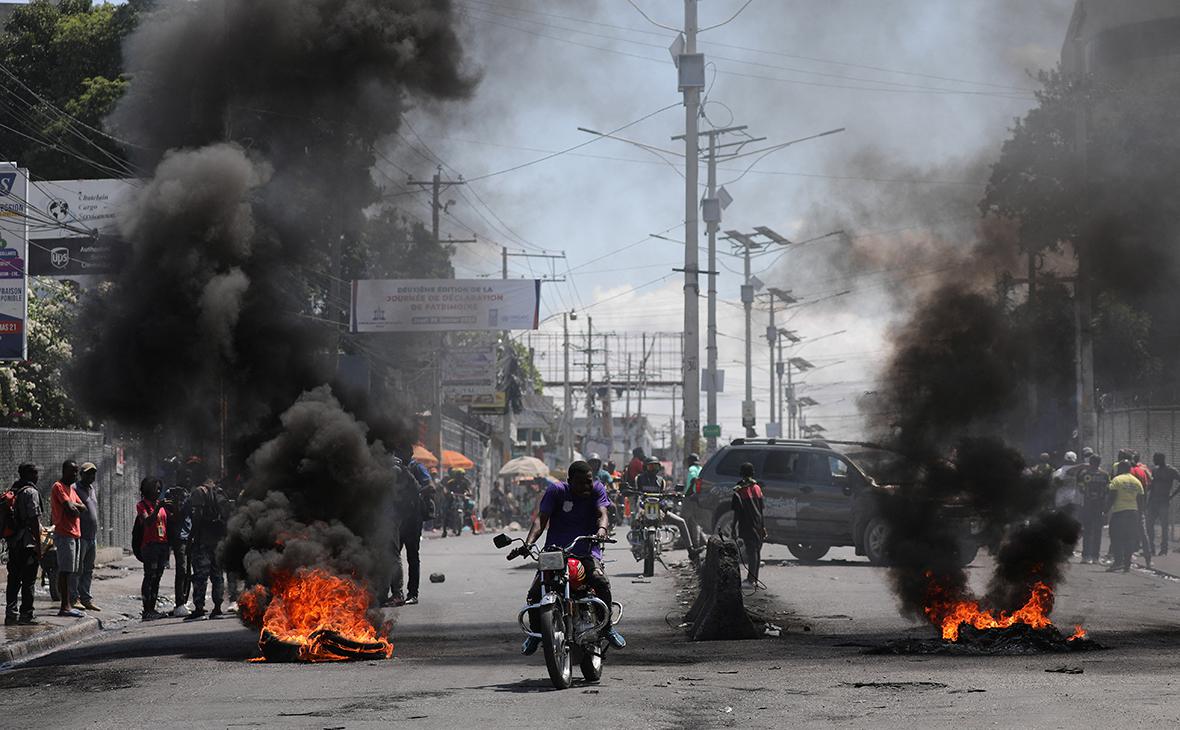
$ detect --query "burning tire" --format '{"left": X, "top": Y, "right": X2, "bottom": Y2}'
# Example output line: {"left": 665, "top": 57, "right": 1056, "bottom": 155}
{"left": 787, "top": 543, "right": 830, "bottom": 563}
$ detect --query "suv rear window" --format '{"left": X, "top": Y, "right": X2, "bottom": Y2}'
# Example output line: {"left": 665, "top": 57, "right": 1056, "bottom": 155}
{"left": 713, "top": 449, "right": 760, "bottom": 477}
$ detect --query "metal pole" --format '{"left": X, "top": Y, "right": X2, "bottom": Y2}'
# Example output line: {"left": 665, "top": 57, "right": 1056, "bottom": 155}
{"left": 501, "top": 248, "right": 511, "bottom": 466}
{"left": 624, "top": 352, "right": 632, "bottom": 461}
{"left": 777, "top": 336, "right": 785, "bottom": 439}
{"left": 768, "top": 296, "right": 776, "bottom": 430}
{"left": 681, "top": 0, "right": 701, "bottom": 460}
{"left": 705, "top": 131, "right": 718, "bottom": 455}
{"left": 743, "top": 245, "right": 755, "bottom": 437}
{"left": 563, "top": 313, "right": 573, "bottom": 463}
{"left": 431, "top": 167, "right": 441, "bottom": 244}
{"left": 787, "top": 363, "right": 794, "bottom": 439}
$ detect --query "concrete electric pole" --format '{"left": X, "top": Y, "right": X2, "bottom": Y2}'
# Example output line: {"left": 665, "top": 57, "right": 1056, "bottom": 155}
{"left": 678, "top": 0, "right": 702, "bottom": 462}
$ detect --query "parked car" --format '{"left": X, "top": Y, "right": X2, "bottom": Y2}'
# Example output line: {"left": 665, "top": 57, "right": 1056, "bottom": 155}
{"left": 682, "top": 438, "right": 979, "bottom": 566}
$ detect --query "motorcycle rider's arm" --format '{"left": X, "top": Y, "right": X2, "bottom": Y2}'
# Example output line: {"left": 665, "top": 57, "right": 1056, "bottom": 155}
{"left": 595, "top": 505, "right": 610, "bottom": 538}
{"left": 524, "top": 511, "right": 550, "bottom": 549}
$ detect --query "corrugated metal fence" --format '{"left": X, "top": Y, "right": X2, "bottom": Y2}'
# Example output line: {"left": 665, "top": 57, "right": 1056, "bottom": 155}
{"left": 1097, "top": 407, "right": 1180, "bottom": 466}
{"left": 0, "top": 428, "right": 150, "bottom": 551}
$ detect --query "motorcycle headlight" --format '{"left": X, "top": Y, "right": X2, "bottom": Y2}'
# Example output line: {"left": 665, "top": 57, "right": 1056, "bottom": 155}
{"left": 538, "top": 551, "right": 566, "bottom": 571}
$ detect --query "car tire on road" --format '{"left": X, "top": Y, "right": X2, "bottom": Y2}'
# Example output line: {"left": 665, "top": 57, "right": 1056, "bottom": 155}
{"left": 786, "top": 543, "right": 830, "bottom": 563}
{"left": 863, "top": 517, "right": 891, "bottom": 566}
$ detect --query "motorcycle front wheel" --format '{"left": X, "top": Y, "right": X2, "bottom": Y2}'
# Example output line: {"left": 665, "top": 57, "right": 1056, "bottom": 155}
{"left": 540, "top": 605, "right": 572, "bottom": 690}
{"left": 643, "top": 531, "right": 656, "bottom": 577}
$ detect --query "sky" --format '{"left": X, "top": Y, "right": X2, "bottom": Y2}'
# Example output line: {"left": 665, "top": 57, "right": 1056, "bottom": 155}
{"left": 374, "top": 0, "right": 1075, "bottom": 444}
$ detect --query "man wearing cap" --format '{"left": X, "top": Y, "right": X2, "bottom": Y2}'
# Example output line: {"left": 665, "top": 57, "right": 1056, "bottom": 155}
{"left": 5, "top": 463, "right": 43, "bottom": 625}
{"left": 71, "top": 463, "right": 102, "bottom": 611}
{"left": 50, "top": 460, "right": 85, "bottom": 618}
{"left": 1052, "top": 452, "right": 1083, "bottom": 516}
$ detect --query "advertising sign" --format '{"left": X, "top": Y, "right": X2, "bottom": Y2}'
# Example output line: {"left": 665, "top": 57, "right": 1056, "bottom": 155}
{"left": 0, "top": 164, "right": 29, "bottom": 361}
{"left": 27, "top": 178, "right": 135, "bottom": 278}
{"left": 442, "top": 344, "right": 498, "bottom": 396}
{"left": 465, "top": 391, "right": 508, "bottom": 415}
{"left": 351, "top": 279, "right": 541, "bottom": 333}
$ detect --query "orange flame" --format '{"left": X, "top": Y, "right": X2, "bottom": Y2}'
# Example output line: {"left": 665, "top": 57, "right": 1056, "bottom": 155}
{"left": 923, "top": 577, "right": 1082, "bottom": 642}
{"left": 239, "top": 567, "right": 393, "bottom": 662}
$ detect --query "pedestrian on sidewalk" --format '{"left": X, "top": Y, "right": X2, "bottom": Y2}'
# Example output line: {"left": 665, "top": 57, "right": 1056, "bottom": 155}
{"left": 1146, "top": 452, "right": 1179, "bottom": 556}
{"left": 1077, "top": 454, "right": 1109, "bottom": 564}
{"left": 135, "top": 478, "right": 170, "bottom": 620}
{"left": 71, "top": 463, "right": 102, "bottom": 612}
{"left": 4, "top": 463, "right": 43, "bottom": 625}
{"left": 183, "top": 478, "right": 228, "bottom": 619}
{"left": 50, "top": 461, "right": 85, "bottom": 618}
{"left": 1107, "top": 461, "right": 1146, "bottom": 573}
{"left": 731, "top": 462, "right": 766, "bottom": 585}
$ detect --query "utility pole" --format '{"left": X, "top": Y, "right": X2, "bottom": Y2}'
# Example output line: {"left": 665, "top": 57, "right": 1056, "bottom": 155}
{"left": 776, "top": 337, "right": 785, "bottom": 437}
{"left": 742, "top": 241, "right": 756, "bottom": 437}
{"left": 624, "top": 353, "right": 632, "bottom": 460}
{"left": 563, "top": 312, "right": 574, "bottom": 463}
{"left": 678, "top": 0, "right": 702, "bottom": 462}
{"left": 767, "top": 295, "right": 777, "bottom": 432}
{"left": 408, "top": 167, "right": 475, "bottom": 470}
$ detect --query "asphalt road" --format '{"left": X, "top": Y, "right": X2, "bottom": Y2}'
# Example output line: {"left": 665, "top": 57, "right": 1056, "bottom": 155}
{"left": 3, "top": 532, "right": 1180, "bottom": 728}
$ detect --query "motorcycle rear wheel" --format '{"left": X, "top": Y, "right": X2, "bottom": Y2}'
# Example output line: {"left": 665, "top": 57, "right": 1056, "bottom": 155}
{"left": 540, "top": 605, "right": 572, "bottom": 690}
{"left": 643, "top": 532, "right": 655, "bottom": 577}
{"left": 580, "top": 646, "right": 604, "bottom": 682}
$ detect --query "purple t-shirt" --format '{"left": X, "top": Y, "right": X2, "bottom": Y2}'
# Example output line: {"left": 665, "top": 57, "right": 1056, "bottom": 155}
{"left": 539, "top": 481, "right": 610, "bottom": 558}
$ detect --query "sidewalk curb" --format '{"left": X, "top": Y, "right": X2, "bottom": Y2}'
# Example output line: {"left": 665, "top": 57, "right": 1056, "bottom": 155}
{"left": 0, "top": 616, "right": 103, "bottom": 666}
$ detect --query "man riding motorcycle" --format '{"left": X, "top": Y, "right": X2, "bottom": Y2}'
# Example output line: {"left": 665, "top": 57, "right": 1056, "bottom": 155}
{"left": 513, "top": 460, "right": 626, "bottom": 655}
{"left": 441, "top": 468, "right": 471, "bottom": 537}
{"left": 634, "top": 457, "right": 700, "bottom": 561}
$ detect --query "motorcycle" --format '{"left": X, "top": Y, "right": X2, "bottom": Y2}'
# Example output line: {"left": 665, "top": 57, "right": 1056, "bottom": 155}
{"left": 622, "top": 490, "right": 681, "bottom": 577}
{"left": 494, "top": 533, "right": 622, "bottom": 690}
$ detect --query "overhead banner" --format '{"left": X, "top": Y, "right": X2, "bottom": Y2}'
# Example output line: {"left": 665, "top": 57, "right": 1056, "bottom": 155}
{"left": 0, "top": 164, "right": 29, "bottom": 361}
{"left": 350, "top": 279, "right": 541, "bottom": 333}
{"left": 27, "top": 178, "right": 135, "bottom": 278}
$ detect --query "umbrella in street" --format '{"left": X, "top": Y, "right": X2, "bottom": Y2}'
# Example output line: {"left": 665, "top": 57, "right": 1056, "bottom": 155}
{"left": 498, "top": 456, "right": 550, "bottom": 478}
{"left": 442, "top": 450, "right": 474, "bottom": 470}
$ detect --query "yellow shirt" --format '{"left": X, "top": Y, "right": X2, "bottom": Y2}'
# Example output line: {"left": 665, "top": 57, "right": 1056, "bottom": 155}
{"left": 1109, "top": 473, "right": 1144, "bottom": 513}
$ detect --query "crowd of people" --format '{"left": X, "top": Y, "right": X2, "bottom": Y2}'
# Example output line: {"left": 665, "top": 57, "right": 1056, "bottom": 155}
{"left": 2, "top": 456, "right": 240, "bottom": 626}
{"left": 1047, "top": 447, "right": 1180, "bottom": 572}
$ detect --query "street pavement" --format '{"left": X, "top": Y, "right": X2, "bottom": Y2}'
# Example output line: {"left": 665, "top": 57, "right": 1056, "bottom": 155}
{"left": 2, "top": 530, "right": 1180, "bottom": 728}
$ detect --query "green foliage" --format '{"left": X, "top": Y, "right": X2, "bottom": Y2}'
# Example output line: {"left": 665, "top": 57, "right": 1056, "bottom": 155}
{"left": 1093, "top": 293, "right": 1161, "bottom": 393}
{"left": 0, "top": 284, "right": 90, "bottom": 428}
{"left": 0, "top": 0, "right": 142, "bottom": 179}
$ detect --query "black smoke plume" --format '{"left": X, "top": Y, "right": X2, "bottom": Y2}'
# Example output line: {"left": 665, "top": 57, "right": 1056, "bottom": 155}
{"left": 67, "top": 0, "right": 474, "bottom": 605}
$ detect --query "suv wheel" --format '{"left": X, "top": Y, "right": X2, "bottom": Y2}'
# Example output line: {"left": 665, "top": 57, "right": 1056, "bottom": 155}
{"left": 786, "top": 543, "right": 829, "bottom": 563}
{"left": 863, "top": 517, "right": 890, "bottom": 566}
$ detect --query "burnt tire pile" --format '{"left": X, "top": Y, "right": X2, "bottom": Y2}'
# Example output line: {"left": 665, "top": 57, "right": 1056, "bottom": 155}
{"left": 684, "top": 536, "right": 760, "bottom": 641}
{"left": 870, "top": 623, "right": 1103, "bottom": 656}
{"left": 258, "top": 628, "right": 392, "bottom": 662}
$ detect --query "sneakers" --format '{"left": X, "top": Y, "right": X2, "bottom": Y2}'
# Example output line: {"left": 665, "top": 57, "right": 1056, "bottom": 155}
{"left": 81, "top": 602, "right": 102, "bottom": 612}
{"left": 172, "top": 605, "right": 190, "bottom": 618}
{"left": 3, "top": 615, "right": 16, "bottom": 626}
{"left": 210, "top": 606, "right": 223, "bottom": 618}
{"left": 403, "top": 596, "right": 419, "bottom": 605}
{"left": 57, "top": 608, "right": 84, "bottom": 618}
{"left": 185, "top": 608, "right": 207, "bottom": 620}
{"left": 142, "top": 610, "right": 164, "bottom": 621}
{"left": 521, "top": 635, "right": 541, "bottom": 655}
{"left": 606, "top": 628, "right": 626, "bottom": 649}
{"left": 17, "top": 615, "right": 38, "bottom": 626}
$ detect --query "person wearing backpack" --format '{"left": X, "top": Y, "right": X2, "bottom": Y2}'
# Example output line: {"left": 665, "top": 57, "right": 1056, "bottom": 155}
{"left": 183, "top": 478, "right": 228, "bottom": 619}
{"left": 385, "top": 445, "right": 433, "bottom": 607}
{"left": 4, "top": 463, "right": 43, "bottom": 625}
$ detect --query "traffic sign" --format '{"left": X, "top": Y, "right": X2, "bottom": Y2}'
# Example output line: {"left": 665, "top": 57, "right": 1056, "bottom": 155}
{"left": 703, "top": 424, "right": 721, "bottom": 438}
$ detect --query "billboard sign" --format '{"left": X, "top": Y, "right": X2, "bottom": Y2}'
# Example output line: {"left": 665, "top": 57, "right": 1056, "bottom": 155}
{"left": 442, "top": 344, "right": 498, "bottom": 396}
{"left": 0, "top": 164, "right": 28, "bottom": 361}
{"left": 27, "top": 178, "right": 135, "bottom": 278}
{"left": 351, "top": 279, "right": 541, "bottom": 333}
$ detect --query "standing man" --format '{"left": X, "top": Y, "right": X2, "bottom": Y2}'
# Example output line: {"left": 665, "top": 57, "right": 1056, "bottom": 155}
{"left": 184, "top": 478, "right": 228, "bottom": 619}
{"left": 136, "top": 477, "right": 170, "bottom": 621}
{"left": 4, "top": 463, "right": 43, "bottom": 625}
{"left": 71, "top": 463, "right": 101, "bottom": 611}
{"left": 625, "top": 447, "right": 646, "bottom": 486}
{"left": 161, "top": 461, "right": 196, "bottom": 616}
{"left": 1077, "top": 454, "right": 1110, "bottom": 565}
{"left": 732, "top": 462, "right": 766, "bottom": 585}
{"left": 388, "top": 445, "right": 432, "bottom": 607}
{"left": 50, "top": 460, "right": 85, "bottom": 618}
{"left": 1107, "top": 461, "right": 1146, "bottom": 573}
{"left": 683, "top": 454, "right": 702, "bottom": 496}
{"left": 1146, "top": 452, "right": 1180, "bottom": 556}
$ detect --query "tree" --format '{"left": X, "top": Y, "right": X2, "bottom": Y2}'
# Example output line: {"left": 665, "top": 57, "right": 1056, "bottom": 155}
{"left": 0, "top": 283, "right": 90, "bottom": 428}
{"left": 0, "top": 0, "right": 144, "bottom": 180}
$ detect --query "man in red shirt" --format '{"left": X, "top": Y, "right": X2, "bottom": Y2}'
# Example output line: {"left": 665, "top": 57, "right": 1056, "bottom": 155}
{"left": 625, "top": 448, "right": 646, "bottom": 486}
{"left": 50, "top": 460, "right": 84, "bottom": 617}
{"left": 135, "top": 477, "right": 171, "bottom": 620}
